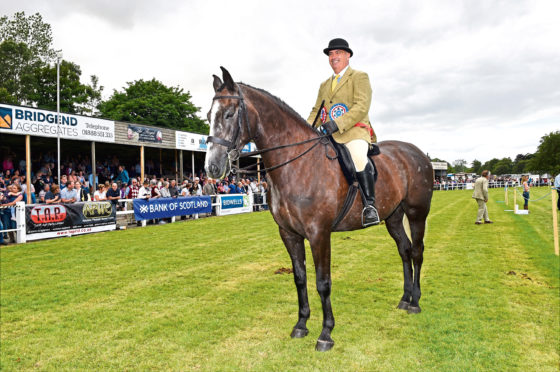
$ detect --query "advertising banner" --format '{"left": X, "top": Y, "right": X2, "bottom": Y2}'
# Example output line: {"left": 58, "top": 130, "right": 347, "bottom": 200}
{"left": 0, "top": 104, "right": 115, "bottom": 142}
{"left": 133, "top": 196, "right": 212, "bottom": 220}
{"left": 175, "top": 131, "right": 207, "bottom": 152}
{"left": 25, "top": 201, "right": 116, "bottom": 240}
{"left": 175, "top": 131, "right": 255, "bottom": 153}
{"left": 127, "top": 124, "right": 162, "bottom": 143}
{"left": 216, "top": 194, "right": 253, "bottom": 216}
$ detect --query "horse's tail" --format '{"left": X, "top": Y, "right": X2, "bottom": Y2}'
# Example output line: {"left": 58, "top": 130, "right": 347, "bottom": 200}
{"left": 402, "top": 212, "right": 429, "bottom": 245}
{"left": 403, "top": 214, "right": 412, "bottom": 243}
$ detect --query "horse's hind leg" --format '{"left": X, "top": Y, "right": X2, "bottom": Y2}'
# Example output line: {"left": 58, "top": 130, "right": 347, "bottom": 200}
{"left": 406, "top": 211, "right": 427, "bottom": 314}
{"left": 279, "top": 227, "right": 310, "bottom": 339}
{"left": 385, "top": 206, "right": 414, "bottom": 311}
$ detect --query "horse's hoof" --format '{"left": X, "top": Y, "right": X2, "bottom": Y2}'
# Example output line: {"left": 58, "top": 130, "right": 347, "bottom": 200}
{"left": 315, "top": 339, "right": 334, "bottom": 352}
{"left": 290, "top": 328, "right": 309, "bottom": 338}
{"left": 397, "top": 300, "right": 410, "bottom": 310}
{"left": 407, "top": 306, "right": 421, "bottom": 314}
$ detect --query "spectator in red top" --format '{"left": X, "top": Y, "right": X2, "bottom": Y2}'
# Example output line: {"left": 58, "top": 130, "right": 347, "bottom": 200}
{"left": 127, "top": 178, "right": 139, "bottom": 199}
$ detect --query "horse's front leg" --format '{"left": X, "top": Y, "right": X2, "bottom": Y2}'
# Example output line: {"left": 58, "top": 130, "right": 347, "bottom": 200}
{"left": 309, "top": 231, "right": 335, "bottom": 351}
{"left": 279, "top": 227, "right": 310, "bottom": 339}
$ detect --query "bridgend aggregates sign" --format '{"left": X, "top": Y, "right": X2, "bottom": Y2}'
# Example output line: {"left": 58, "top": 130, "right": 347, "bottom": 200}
{"left": 0, "top": 104, "right": 115, "bottom": 142}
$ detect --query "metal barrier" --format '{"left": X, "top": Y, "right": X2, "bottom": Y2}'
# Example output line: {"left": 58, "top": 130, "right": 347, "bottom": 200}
{"left": 1, "top": 194, "right": 269, "bottom": 243}
{"left": 0, "top": 202, "right": 27, "bottom": 244}
{"left": 115, "top": 192, "right": 268, "bottom": 227}
{"left": 433, "top": 181, "right": 521, "bottom": 190}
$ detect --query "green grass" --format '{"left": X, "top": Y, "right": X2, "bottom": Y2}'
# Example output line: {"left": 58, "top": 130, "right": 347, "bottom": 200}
{"left": 1, "top": 189, "right": 558, "bottom": 371}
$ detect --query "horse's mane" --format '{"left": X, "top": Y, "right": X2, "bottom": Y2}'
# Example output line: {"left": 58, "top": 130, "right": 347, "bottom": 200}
{"left": 238, "top": 83, "right": 316, "bottom": 131}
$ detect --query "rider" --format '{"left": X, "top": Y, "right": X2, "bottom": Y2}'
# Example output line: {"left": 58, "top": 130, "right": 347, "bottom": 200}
{"left": 307, "top": 38, "right": 380, "bottom": 226}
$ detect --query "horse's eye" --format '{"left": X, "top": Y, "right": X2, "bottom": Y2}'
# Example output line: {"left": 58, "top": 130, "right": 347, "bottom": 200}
{"left": 225, "top": 111, "right": 234, "bottom": 119}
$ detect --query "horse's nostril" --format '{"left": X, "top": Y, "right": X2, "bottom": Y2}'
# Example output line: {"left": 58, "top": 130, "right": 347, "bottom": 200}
{"left": 209, "top": 163, "right": 219, "bottom": 176}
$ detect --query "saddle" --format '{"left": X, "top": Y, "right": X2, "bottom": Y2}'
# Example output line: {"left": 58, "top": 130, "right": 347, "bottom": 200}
{"left": 329, "top": 138, "right": 380, "bottom": 229}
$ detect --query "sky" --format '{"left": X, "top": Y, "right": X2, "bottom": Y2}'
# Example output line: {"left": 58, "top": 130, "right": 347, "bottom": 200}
{"left": 3, "top": 0, "right": 559, "bottom": 165}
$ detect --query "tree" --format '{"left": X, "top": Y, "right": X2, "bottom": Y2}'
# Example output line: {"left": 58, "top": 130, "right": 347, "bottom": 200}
{"left": 32, "top": 60, "right": 103, "bottom": 115}
{"left": 529, "top": 131, "right": 560, "bottom": 174}
{"left": 0, "top": 39, "right": 40, "bottom": 104}
{"left": 493, "top": 158, "right": 513, "bottom": 175}
{"left": 0, "top": 11, "right": 103, "bottom": 114}
{"left": 471, "top": 159, "right": 482, "bottom": 174}
{"left": 453, "top": 159, "right": 467, "bottom": 173}
{"left": 99, "top": 79, "right": 208, "bottom": 133}
{"left": 0, "top": 11, "right": 56, "bottom": 62}
{"left": 481, "top": 158, "right": 500, "bottom": 174}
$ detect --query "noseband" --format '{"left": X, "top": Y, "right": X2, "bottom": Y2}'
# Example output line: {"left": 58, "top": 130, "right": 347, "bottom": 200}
{"left": 206, "top": 85, "right": 253, "bottom": 163}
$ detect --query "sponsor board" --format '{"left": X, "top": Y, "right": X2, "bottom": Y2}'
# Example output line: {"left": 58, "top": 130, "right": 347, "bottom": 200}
{"left": 176, "top": 131, "right": 255, "bottom": 153}
{"left": 127, "top": 124, "right": 163, "bottom": 143}
{"left": 133, "top": 196, "right": 212, "bottom": 220}
{"left": 25, "top": 225, "right": 116, "bottom": 241}
{"left": 25, "top": 201, "right": 116, "bottom": 239}
{"left": 216, "top": 194, "right": 252, "bottom": 216}
{"left": 0, "top": 104, "right": 115, "bottom": 142}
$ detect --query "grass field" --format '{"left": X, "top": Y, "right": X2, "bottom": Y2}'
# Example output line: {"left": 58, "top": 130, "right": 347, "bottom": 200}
{"left": 1, "top": 188, "right": 559, "bottom": 371}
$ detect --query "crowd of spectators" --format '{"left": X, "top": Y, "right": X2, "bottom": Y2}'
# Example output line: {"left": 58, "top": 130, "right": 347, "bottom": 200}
{"left": 1, "top": 151, "right": 268, "bottom": 243}
{"left": 434, "top": 174, "right": 552, "bottom": 190}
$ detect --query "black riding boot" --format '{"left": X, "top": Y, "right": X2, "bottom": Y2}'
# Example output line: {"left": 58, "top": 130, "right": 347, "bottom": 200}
{"left": 356, "top": 162, "right": 380, "bottom": 227}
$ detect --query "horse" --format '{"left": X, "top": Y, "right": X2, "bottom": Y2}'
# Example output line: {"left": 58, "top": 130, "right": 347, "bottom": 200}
{"left": 205, "top": 67, "right": 433, "bottom": 351}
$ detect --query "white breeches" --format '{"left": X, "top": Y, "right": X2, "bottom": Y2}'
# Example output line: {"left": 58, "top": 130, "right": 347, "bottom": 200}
{"left": 344, "top": 139, "right": 369, "bottom": 172}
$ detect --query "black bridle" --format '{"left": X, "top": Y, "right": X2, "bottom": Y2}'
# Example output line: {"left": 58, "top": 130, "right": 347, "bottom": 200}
{"left": 207, "top": 85, "right": 335, "bottom": 175}
{"left": 206, "top": 85, "right": 253, "bottom": 164}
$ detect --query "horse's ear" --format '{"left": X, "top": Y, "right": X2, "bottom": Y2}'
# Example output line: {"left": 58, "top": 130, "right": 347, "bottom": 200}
{"left": 220, "top": 66, "right": 235, "bottom": 92}
{"left": 212, "top": 75, "right": 223, "bottom": 92}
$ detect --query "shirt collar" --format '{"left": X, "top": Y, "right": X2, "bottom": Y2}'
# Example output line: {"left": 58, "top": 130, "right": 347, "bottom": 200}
{"left": 333, "top": 65, "right": 349, "bottom": 79}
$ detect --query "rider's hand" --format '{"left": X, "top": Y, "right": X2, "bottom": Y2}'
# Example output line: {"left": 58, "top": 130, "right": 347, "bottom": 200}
{"left": 320, "top": 120, "right": 338, "bottom": 135}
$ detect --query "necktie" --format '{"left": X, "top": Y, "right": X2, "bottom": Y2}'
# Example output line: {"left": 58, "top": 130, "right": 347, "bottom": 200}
{"left": 331, "top": 74, "right": 340, "bottom": 92}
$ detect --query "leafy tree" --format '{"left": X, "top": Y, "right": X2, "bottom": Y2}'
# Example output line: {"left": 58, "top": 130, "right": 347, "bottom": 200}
{"left": 32, "top": 60, "right": 103, "bottom": 115}
{"left": 471, "top": 159, "right": 482, "bottom": 174}
{"left": 0, "top": 11, "right": 103, "bottom": 114}
{"left": 481, "top": 158, "right": 499, "bottom": 174}
{"left": 0, "top": 39, "right": 40, "bottom": 104}
{"left": 453, "top": 159, "right": 467, "bottom": 173}
{"left": 513, "top": 159, "right": 530, "bottom": 174}
{"left": 493, "top": 157, "right": 513, "bottom": 175}
{"left": 0, "top": 87, "right": 18, "bottom": 104}
{"left": 99, "top": 79, "right": 208, "bottom": 133}
{"left": 529, "top": 131, "right": 560, "bottom": 174}
{"left": 0, "top": 11, "right": 56, "bottom": 62}
{"left": 84, "top": 75, "right": 103, "bottom": 116}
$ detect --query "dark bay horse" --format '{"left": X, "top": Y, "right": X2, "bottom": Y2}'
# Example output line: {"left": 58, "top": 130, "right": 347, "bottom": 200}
{"left": 205, "top": 67, "right": 433, "bottom": 351}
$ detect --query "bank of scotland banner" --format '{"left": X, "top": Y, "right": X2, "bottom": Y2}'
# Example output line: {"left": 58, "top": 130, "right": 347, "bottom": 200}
{"left": 133, "top": 196, "right": 211, "bottom": 220}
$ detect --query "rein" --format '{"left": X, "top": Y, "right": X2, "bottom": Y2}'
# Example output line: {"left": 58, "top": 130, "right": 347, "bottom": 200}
{"left": 207, "top": 85, "right": 336, "bottom": 175}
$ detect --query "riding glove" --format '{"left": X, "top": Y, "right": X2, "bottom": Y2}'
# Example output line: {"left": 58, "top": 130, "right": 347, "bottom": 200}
{"left": 320, "top": 120, "right": 338, "bottom": 135}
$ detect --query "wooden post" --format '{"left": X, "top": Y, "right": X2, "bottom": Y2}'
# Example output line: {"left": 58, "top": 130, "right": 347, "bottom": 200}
{"left": 505, "top": 186, "right": 508, "bottom": 206}
{"left": 514, "top": 186, "right": 517, "bottom": 210}
{"left": 91, "top": 141, "right": 96, "bottom": 194}
{"left": 140, "top": 145, "right": 145, "bottom": 182}
{"left": 174, "top": 149, "right": 178, "bottom": 182}
{"left": 25, "top": 135, "right": 31, "bottom": 204}
{"left": 553, "top": 189, "right": 559, "bottom": 256}
{"left": 179, "top": 150, "right": 184, "bottom": 183}
{"left": 257, "top": 157, "right": 261, "bottom": 184}
{"left": 191, "top": 152, "right": 195, "bottom": 179}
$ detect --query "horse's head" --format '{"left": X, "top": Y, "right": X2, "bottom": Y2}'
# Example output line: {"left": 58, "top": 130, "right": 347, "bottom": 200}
{"left": 205, "top": 67, "right": 255, "bottom": 179}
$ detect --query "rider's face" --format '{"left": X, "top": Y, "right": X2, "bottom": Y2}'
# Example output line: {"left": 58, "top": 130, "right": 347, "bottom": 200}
{"left": 329, "top": 49, "right": 350, "bottom": 74}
